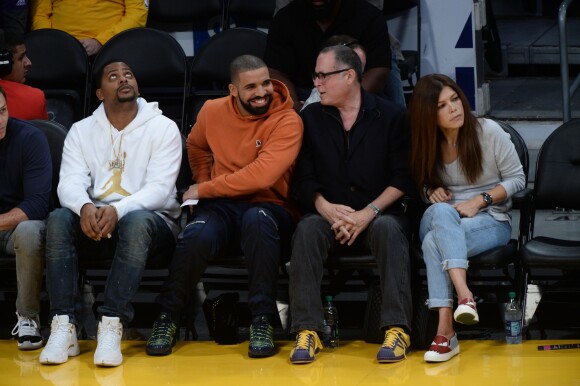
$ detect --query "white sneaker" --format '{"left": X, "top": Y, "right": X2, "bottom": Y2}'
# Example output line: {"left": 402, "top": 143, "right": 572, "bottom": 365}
{"left": 94, "top": 316, "right": 123, "bottom": 367}
{"left": 12, "top": 312, "right": 44, "bottom": 350}
{"left": 39, "top": 315, "right": 80, "bottom": 364}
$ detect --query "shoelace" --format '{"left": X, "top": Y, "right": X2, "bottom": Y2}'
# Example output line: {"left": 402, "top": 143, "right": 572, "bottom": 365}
{"left": 295, "top": 331, "right": 315, "bottom": 350}
{"left": 250, "top": 323, "right": 273, "bottom": 347}
{"left": 98, "top": 322, "right": 122, "bottom": 351}
{"left": 11, "top": 312, "right": 39, "bottom": 337}
{"left": 382, "top": 328, "right": 408, "bottom": 359}
{"left": 45, "top": 318, "right": 73, "bottom": 349}
{"left": 150, "top": 320, "right": 176, "bottom": 342}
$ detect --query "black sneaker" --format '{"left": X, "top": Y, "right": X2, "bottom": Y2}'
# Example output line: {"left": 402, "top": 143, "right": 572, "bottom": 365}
{"left": 146, "top": 312, "right": 177, "bottom": 356}
{"left": 248, "top": 315, "right": 275, "bottom": 358}
{"left": 12, "top": 312, "right": 43, "bottom": 350}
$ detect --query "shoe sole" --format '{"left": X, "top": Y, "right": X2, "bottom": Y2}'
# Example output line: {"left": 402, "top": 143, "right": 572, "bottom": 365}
{"left": 39, "top": 343, "right": 80, "bottom": 364}
{"left": 453, "top": 306, "right": 479, "bottom": 325}
{"left": 94, "top": 359, "right": 123, "bottom": 367}
{"left": 18, "top": 340, "right": 44, "bottom": 350}
{"left": 248, "top": 349, "right": 276, "bottom": 358}
{"left": 146, "top": 347, "right": 173, "bottom": 356}
{"left": 454, "top": 312, "right": 479, "bottom": 325}
{"left": 377, "top": 356, "right": 407, "bottom": 363}
{"left": 377, "top": 348, "right": 410, "bottom": 363}
{"left": 424, "top": 346, "right": 460, "bottom": 362}
{"left": 290, "top": 358, "right": 315, "bottom": 364}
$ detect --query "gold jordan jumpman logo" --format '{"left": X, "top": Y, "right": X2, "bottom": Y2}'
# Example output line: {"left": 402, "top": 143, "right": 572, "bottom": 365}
{"left": 96, "top": 153, "right": 130, "bottom": 200}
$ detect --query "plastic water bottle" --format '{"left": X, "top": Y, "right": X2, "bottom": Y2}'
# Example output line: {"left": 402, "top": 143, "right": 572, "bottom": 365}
{"left": 505, "top": 291, "right": 522, "bottom": 344}
{"left": 322, "top": 295, "right": 339, "bottom": 348}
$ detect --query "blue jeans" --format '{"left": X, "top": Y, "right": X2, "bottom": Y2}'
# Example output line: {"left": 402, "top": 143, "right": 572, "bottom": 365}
{"left": 156, "top": 199, "right": 295, "bottom": 319}
{"left": 289, "top": 213, "right": 412, "bottom": 333}
{"left": 45, "top": 208, "right": 175, "bottom": 325}
{"left": 0, "top": 220, "right": 45, "bottom": 317}
{"left": 419, "top": 203, "right": 511, "bottom": 309}
{"left": 382, "top": 50, "right": 407, "bottom": 108}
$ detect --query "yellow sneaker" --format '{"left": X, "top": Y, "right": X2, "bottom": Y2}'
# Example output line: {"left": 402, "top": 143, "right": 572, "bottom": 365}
{"left": 290, "top": 330, "right": 323, "bottom": 364}
{"left": 377, "top": 327, "right": 410, "bottom": 363}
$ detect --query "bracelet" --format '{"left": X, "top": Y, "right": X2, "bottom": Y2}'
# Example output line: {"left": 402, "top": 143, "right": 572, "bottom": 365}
{"left": 367, "top": 203, "right": 381, "bottom": 218}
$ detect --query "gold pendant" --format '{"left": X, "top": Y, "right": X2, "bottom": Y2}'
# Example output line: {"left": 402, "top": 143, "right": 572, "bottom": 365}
{"left": 109, "top": 156, "right": 125, "bottom": 171}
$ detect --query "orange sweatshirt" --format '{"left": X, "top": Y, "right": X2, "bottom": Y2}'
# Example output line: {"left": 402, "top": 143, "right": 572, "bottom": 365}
{"left": 187, "top": 80, "right": 303, "bottom": 211}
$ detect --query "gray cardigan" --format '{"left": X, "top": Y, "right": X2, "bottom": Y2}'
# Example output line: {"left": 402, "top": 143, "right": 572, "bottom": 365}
{"left": 441, "top": 118, "right": 525, "bottom": 224}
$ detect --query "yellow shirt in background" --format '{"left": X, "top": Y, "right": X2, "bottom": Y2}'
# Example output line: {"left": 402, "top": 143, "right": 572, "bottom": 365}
{"left": 31, "top": 0, "right": 148, "bottom": 45}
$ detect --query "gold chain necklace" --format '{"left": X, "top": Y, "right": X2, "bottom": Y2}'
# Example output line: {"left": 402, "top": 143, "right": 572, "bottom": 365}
{"left": 108, "top": 122, "right": 125, "bottom": 171}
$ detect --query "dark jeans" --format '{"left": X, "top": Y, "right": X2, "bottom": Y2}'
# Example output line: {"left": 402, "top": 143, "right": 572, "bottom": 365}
{"left": 289, "top": 213, "right": 412, "bottom": 333}
{"left": 45, "top": 208, "right": 175, "bottom": 325}
{"left": 156, "top": 199, "right": 295, "bottom": 319}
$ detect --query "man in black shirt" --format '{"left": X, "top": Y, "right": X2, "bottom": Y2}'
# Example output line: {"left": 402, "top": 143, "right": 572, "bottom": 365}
{"left": 265, "top": 0, "right": 391, "bottom": 111}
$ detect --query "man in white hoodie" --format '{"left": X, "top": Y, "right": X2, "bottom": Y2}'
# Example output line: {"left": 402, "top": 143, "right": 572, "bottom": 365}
{"left": 39, "top": 60, "right": 182, "bottom": 367}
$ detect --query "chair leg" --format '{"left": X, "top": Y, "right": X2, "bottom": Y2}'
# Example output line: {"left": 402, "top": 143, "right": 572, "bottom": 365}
{"left": 410, "top": 288, "right": 438, "bottom": 350}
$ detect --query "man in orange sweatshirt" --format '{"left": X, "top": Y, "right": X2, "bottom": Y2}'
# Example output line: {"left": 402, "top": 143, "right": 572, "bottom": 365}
{"left": 147, "top": 55, "right": 303, "bottom": 359}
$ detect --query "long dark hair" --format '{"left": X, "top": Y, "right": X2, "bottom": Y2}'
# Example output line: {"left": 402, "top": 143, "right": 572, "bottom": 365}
{"left": 408, "top": 74, "right": 483, "bottom": 191}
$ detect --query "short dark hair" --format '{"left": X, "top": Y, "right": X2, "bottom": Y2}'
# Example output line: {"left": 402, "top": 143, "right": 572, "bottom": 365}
{"left": 3, "top": 31, "right": 25, "bottom": 54}
{"left": 319, "top": 44, "right": 363, "bottom": 84}
{"left": 322, "top": 34, "right": 365, "bottom": 56}
{"left": 229, "top": 55, "right": 267, "bottom": 84}
{"left": 0, "top": 85, "right": 6, "bottom": 100}
{"left": 94, "top": 59, "right": 131, "bottom": 88}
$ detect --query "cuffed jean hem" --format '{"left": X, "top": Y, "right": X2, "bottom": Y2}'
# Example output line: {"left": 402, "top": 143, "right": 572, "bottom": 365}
{"left": 443, "top": 258, "right": 469, "bottom": 270}
{"left": 427, "top": 298, "right": 454, "bottom": 309}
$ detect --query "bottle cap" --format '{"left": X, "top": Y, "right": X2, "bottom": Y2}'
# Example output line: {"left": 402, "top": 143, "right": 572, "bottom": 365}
{"left": 325, "top": 295, "right": 333, "bottom": 301}
{"left": 508, "top": 291, "right": 516, "bottom": 298}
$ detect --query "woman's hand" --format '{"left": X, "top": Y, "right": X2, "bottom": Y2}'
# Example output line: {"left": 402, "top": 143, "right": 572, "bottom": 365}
{"left": 427, "top": 187, "right": 452, "bottom": 203}
{"left": 453, "top": 195, "right": 484, "bottom": 218}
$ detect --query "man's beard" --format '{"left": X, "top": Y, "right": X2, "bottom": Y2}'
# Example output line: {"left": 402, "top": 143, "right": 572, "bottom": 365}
{"left": 116, "top": 86, "right": 138, "bottom": 103}
{"left": 240, "top": 95, "right": 272, "bottom": 115}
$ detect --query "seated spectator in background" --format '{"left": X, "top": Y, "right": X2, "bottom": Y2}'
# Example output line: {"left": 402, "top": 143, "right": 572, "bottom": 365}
{"left": 39, "top": 60, "right": 182, "bottom": 367}
{"left": 408, "top": 74, "right": 525, "bottom": 363}
{"left": 289, "top": 45, "right": 414, "bottom": 364}
{"left": 301, "top": 34, "right": 366, "bottom": 111}
{"left": 146, "top": 55, "right": 303, "bottom": 359}
{"left": 0, "top": 32, "right": 48, "bottom": 120}
{"left": 31, "top": 0, "right": 148, "bottom": 56}
{"left": 1, "top": 0, "right": 29, "bottom": 36}
{"left": 265, "top": 0, "right": 391, "bottom": 111}
{"left": 0, "top": 86, "right": 52, "bottom": 351}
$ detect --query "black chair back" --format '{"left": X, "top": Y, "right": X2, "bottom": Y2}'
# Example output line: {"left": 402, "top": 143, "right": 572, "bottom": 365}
{"left": 186, "top": 28, "right": 268, "bottom": 133}
{"left": 91, "top": 28, "right": 188, "bottom": 131}
{"left": 25, "top": 29, "right": 90, "bottom": 128}
{"left": 31, "top": 119, "right": 68, "bottom": 210}
{"left": 495, "top": 119, "right": 530, "bottom": 186}
{"left": 533, "top": 119, "right": 580, "bottom": 210}
{"left": 190, "top": 27, "right": 268, "bottom": 87}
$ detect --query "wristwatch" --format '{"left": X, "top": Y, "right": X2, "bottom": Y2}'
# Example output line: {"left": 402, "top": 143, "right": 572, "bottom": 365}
{"left": 480, "top": 192, "right": 493, "bottom": 207}
{"left": 367, "top": 203, "right": 381, "bottom": 218}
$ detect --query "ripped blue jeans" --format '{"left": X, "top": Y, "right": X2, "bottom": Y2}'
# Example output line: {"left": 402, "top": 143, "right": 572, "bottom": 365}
{"left": 419, "top": 203, "right": 511, "bottom": 309}
{"left": 156, "top": 199, "right": 295, "bottom": 319}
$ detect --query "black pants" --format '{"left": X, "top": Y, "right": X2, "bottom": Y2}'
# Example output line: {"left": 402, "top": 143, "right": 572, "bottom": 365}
{"left": 289, "top": 213, "right": 413, "bottom": 333}
{"left": 156, "top": 199, "right": 295, "bottom": 319}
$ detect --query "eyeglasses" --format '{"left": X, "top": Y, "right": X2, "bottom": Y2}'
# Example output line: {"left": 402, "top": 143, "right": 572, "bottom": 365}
{"left": 311, "top": 68, "right": 352, "bottom": 82}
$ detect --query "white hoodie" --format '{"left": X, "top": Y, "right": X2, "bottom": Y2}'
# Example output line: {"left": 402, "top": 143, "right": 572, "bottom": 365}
{"left": 57, "top": 98, "right": 182, "bottom": 236}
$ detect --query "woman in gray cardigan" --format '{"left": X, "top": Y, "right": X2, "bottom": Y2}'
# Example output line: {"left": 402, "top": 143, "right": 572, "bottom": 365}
{"left": 408, "top": 74, "right": 525, "bottom": 363}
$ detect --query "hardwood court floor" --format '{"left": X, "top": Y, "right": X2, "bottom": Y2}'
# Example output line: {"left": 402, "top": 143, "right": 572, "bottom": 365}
{"left": 2, "top": 339, "right": 580, "bottom": 386}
